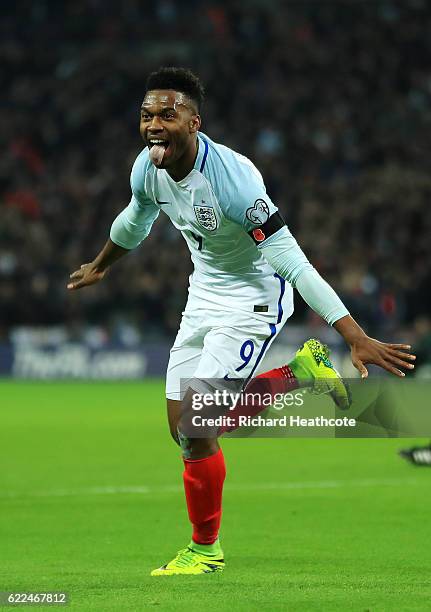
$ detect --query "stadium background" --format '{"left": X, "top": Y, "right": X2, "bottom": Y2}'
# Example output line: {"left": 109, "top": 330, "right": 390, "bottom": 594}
{"left": 1, "top": 0, "right": 430, "bottom": 378}
{"left": 2, "top": 2, "right": 431, "bottom": 610}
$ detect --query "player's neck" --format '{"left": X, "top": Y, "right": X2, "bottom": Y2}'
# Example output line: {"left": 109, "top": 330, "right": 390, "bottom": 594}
{"left": 167, "top": 138, "right": 199, "bottom": 182}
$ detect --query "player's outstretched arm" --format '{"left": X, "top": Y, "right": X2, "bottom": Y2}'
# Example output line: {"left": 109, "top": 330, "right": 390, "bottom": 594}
{"left": 67, "top": 239, "right": 129, "bottom": 290}
{"left": 68, "top": 189, "right": 159, "bottom": 291}
{"left": 255, "top": 225, "right": 416, "bottom": 378}
{"left": 333, "top": 314, "right": 416, "bottom": 379}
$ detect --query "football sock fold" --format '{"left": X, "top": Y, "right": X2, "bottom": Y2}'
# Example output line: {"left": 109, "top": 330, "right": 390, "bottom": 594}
{"left": 189, "top": 538, "right": 223, "bottom": 557}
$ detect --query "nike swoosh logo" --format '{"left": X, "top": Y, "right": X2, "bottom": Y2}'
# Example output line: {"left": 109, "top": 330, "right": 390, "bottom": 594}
{"left": 156, "top": 198, "right": 170, "bottom": 205}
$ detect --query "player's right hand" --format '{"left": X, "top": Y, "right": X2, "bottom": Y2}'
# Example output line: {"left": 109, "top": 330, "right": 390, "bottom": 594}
{"left": 67, "top": 263, "right": 107, "bottom": 290}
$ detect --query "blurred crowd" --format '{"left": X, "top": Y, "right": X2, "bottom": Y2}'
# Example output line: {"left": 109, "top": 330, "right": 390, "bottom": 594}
{"left": 1, "top": 0, "right": 430, "bottom": 346}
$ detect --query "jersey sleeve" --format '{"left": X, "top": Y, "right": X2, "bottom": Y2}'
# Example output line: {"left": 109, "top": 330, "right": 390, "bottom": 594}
{"left": 110, "top": 151, "right": 159, "bottom": 249}
{"left": 258, "top": 226, "right": 350, "bottom": 325}
{"left": 220, "top": 154, "right": 280, "bottom": 234}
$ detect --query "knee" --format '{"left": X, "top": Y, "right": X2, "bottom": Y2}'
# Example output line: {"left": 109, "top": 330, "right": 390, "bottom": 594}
{"left": 180, "top": 433, "right": 219, "bottom": 460}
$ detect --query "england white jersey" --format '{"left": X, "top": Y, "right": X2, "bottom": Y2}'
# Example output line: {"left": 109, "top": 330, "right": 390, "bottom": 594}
{"left": 112, "top": 132, "right": 294, "bottom": 321}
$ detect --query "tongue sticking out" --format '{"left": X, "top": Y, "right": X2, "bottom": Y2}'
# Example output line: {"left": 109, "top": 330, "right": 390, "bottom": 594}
{"left": 149, "top": 144, "right": 166, "bottom": 167}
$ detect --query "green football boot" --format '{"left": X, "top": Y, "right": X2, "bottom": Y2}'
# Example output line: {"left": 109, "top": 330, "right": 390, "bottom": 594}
{"left": 291, "top": 338, "right": 352, "bottom": 410}
{"left": 151, "top": 543, "right": 225, "bottom": 576}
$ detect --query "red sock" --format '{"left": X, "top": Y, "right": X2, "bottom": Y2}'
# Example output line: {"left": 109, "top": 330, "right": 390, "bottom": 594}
{"left": 183, "top": 448, "right": 226, "bottom": 545}
{"left": 219, "top": 365, "right": 299, "bottom": 435}
{"left": 258, "top": 364, "right": 298, "bottom": 381}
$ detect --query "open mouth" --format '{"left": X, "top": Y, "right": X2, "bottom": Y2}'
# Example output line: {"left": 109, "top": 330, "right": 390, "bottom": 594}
{"left": 148, "top": 139, "right": 169, "bottom": 150}
{"left": 148, "top": 138, "right": 171, "bottom": 167}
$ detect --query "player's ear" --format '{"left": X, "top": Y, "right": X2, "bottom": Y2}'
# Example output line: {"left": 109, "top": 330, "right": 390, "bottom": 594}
{"left": 189, "top": 115, "right": 201, "bottom": 134}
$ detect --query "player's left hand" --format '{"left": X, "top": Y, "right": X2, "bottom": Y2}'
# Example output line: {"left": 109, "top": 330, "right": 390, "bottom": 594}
{"left": 350, "top": 336, "right": 416, "bottom": 378}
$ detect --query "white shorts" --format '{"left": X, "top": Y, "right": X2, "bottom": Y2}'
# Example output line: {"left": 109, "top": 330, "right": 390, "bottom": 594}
{"left": 166, "top": 276, "right": 293, "bottom": 400}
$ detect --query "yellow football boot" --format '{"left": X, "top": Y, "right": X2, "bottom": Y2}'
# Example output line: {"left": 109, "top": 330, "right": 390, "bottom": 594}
{"left": 293, "top": 338, "right": 352, "bottom": 410}
{"left": 151, "top": 545, "right": 225, "bottom": 576}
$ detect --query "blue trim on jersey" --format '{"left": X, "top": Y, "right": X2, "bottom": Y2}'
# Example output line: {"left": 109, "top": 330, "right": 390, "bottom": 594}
{"left": 274, "top": 273, "right": 286, "bottom": 324}
{"left": 246, "top": 324, "right": 277, "bottom": 382}
{"left": 245, "top": 274, "right": 286, "bottom": 382}
{"left": 199, "top": 138, "right": 209, "bottom": 173}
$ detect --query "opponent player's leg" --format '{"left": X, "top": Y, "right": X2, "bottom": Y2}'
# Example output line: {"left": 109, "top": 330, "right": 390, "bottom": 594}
{"left": 399, "top": 442, "right": 431, "bottom": 466}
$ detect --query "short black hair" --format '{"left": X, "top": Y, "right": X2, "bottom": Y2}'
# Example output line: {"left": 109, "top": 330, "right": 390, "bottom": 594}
{"left": 145, "top": 67, "right": 205, "bottom": 112}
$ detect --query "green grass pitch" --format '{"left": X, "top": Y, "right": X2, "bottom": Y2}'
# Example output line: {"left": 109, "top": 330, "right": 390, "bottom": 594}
{"left": 1, "top": 381, "right": 430, "bottom": 611}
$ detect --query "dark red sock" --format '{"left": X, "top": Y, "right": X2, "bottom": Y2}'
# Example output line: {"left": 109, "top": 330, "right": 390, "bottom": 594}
{"left": 219, "top": 365, "right": 299, "bottom": 434}
{"left": 183, "top": 448, "right": 226, "bottom": 545}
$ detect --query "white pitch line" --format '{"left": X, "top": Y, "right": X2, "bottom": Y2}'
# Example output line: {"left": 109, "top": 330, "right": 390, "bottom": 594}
{"left": 0, "top": 478, "right": 420, "bottom": 501}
